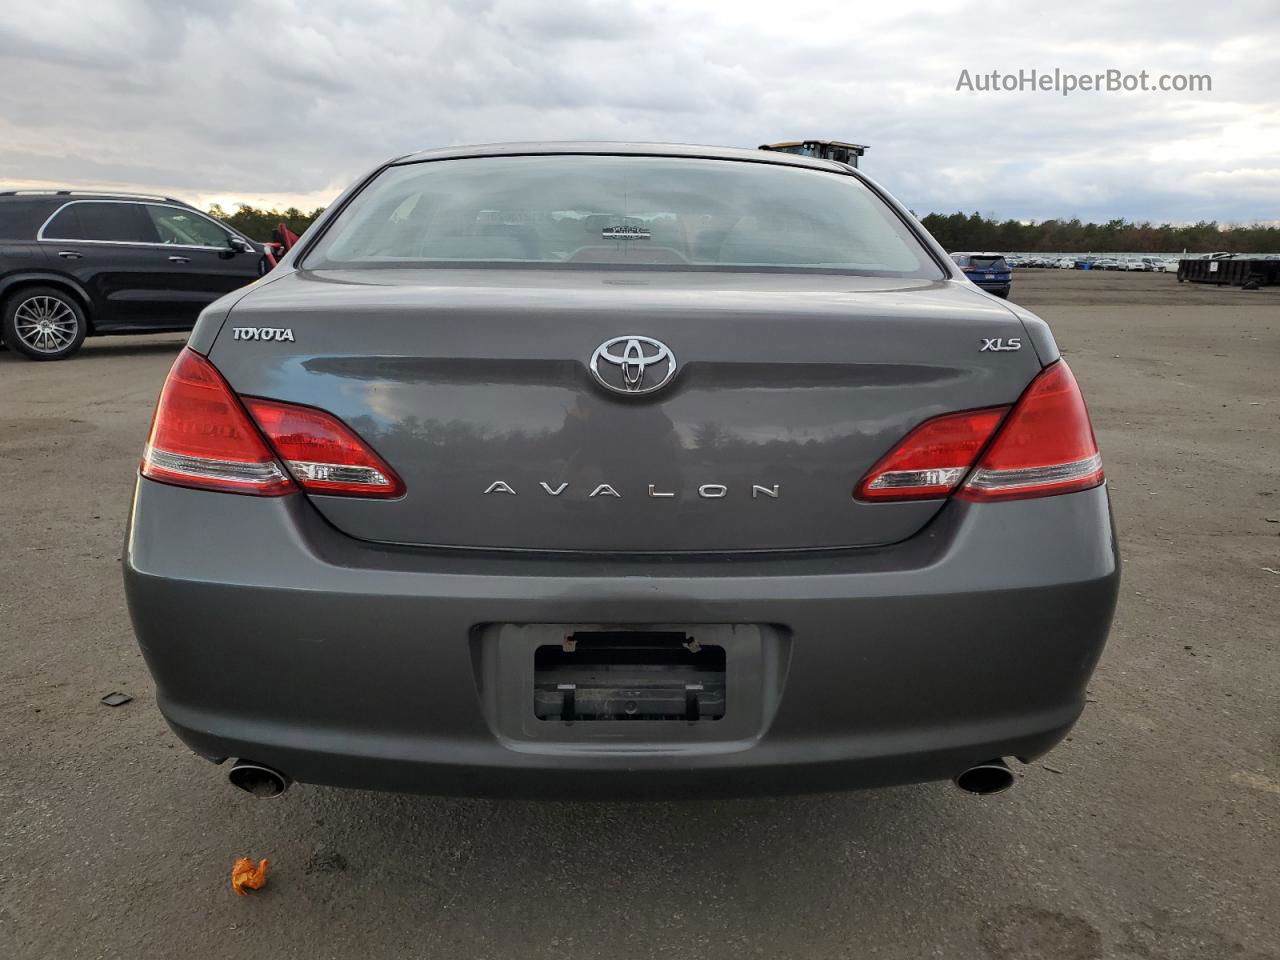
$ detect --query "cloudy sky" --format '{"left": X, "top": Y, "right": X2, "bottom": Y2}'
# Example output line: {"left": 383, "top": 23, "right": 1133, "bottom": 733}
{"left": 1, "top": 0, "right": 1276, "bottom": 224}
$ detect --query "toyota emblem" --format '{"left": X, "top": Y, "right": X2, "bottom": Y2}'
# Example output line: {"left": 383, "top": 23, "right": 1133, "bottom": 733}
{"left": 589, "top": 335, "right": 677, "bottom": 396}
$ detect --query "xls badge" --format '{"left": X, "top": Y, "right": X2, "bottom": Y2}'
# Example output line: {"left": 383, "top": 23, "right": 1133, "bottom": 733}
{"left": 980, "top": 337, "right": 1022, "bottom": 352}
{"left": 589, "top": 335, "right": 677, "bottom": 396}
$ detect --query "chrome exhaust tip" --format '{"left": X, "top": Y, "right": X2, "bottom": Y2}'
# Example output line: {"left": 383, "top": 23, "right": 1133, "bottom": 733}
{"left": 228, "top": 760, "right": 291, "bottom": 798}
{"left": 954, "top": 758, "right": 1015, "bottom": 795}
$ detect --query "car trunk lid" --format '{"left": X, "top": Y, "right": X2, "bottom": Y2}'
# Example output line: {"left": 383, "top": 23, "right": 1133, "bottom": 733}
{"left": 208, "top": 268, "right": 1041, "bottom": 553}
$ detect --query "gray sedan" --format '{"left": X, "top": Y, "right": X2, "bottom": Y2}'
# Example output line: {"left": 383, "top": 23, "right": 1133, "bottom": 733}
{"left": 123, "top": 143, "right": 1118, "bottom": 800}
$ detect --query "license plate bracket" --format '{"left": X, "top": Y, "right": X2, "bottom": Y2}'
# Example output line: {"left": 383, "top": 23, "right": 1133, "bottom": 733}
{"left": 533, "top": 631, "right": 727, "bottom": 721}
{"left": 470, "top": 623, "right": 790, "bottom": 746}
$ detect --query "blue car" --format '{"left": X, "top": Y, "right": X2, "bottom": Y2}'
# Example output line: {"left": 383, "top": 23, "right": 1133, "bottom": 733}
{"left": 951, "top": 252, "right": 1012, "bottom": 299}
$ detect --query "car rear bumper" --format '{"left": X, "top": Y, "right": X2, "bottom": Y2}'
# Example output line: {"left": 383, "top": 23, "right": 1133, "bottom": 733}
{"left": 123, "top": 478, "right": 1119, "bottom": 798}
{"left": 977, "top": 282, "right": 1011, "bottom": 297}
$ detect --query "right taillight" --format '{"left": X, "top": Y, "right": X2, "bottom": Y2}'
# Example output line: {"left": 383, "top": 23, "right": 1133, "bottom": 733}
{"left": 958, "top": 360, "right": 1103, "bottom": 501}
{"left": 856, "top": 407, "right": 1008, "bottom": 501}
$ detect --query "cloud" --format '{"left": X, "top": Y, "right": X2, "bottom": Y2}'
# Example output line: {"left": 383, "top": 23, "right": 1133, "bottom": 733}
{"left": 0, "top": 0, "right": 1276, "bottom": 223}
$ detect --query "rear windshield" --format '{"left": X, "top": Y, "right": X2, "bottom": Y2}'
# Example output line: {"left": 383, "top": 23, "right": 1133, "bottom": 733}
{"left": 953, "top": 254, "right": 1009, "bottom": 270}
{"left": 303, "top": 155, "right": 944, "bottom": 278}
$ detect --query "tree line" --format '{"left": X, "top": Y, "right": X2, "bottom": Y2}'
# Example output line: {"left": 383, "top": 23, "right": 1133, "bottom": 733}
{"left": 207, "top": 204, "right": 325, "bottom": 242}
{"left": 207, "top": 203, "right": 1280, "bottom": 254}
{"left": 918, "top": 212, "right": 1280, "bottom": 253}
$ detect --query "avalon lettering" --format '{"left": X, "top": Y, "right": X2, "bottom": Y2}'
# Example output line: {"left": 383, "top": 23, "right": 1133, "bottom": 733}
{"left": 483, "top": 482, "right": 781, "bottom": 499}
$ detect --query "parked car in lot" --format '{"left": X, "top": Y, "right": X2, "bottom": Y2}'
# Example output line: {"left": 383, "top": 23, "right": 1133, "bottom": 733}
{"left": 0, "top": 190, "right": 266, "bottom": 360}
{"left": 123, "top": 142, "right": 1118, "bottom": 800}
{"left": 949, "top": 251, "right": 1013, "bottom": 298}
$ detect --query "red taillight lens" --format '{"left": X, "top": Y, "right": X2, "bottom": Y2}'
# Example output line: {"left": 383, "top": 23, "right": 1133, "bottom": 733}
{"left": 855, "top": 408, "right": 1008, "bottom": 501}
{"left": 140, "top": 349, "right": 404, "bottom": 499}
{"left": 855, "top": 360, "right": 1104, "bottom": 504}
{"left": 141, "top": 349, "right": 295, "bottom": 495}
{"left": 243, "top": 398, "right": 404, "bottom": 498}
{"left": 958, "top": 360, "right": 1103, "bottom": 501}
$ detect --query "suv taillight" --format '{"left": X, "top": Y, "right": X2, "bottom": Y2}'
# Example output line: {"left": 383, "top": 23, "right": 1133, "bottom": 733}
{"left": 855, "top": 360, "right": 1103, "bottom": 503}
{"left": 141, "top": 348, "right": 403, "bottom": 498}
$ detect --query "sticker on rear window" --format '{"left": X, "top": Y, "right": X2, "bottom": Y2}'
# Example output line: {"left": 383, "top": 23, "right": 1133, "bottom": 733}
{"left": 602, "top": 225, "right": 651, "bottom": 240}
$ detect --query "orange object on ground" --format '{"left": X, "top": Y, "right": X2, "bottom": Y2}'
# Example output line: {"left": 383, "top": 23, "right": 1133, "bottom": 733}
{"left": 231, "top": 857, "right": 270, "bottom": 895}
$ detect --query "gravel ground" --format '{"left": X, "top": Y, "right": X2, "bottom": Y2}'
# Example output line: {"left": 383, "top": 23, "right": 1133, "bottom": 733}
{"left": 1, "top": 269, "right": 1276, "bottom": 959}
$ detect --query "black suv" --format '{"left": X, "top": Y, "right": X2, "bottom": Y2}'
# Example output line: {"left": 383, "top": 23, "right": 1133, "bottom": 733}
{"left": 0, "top": 191, "right": 266, "bottom": 360}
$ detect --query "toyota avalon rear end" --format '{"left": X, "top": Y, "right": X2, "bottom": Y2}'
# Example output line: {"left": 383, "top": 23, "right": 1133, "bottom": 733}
{"left": 123, "top": 143, "right": 1118, "bottom": 799}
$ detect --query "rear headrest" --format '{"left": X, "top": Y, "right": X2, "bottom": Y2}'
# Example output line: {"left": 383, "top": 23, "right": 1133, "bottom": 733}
{"left": 416, "top": 234, "right": 533, "bottom": 260}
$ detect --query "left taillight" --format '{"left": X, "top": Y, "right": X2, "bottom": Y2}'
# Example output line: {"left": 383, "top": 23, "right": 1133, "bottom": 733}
{"left": 141, "top": 349, "right": 296, "bottom": 495}
{"left": 141, "top": 348, "right": 404, "bottom": 499}
{"left": 242, "top": 398, "right": 404, "bottom": 498}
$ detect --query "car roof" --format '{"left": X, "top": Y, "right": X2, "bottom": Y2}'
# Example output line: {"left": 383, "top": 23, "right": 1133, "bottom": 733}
{"left": 0, "top": 190, "right": 188, "bottom": 205}
{"left": 392, "top": 141, "right": 852, "bottom": 174}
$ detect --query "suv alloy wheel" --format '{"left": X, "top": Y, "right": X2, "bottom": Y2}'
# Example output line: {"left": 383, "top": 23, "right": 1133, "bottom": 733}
{"left": 3, "top": 286, "right": 88, "bottom": 360}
